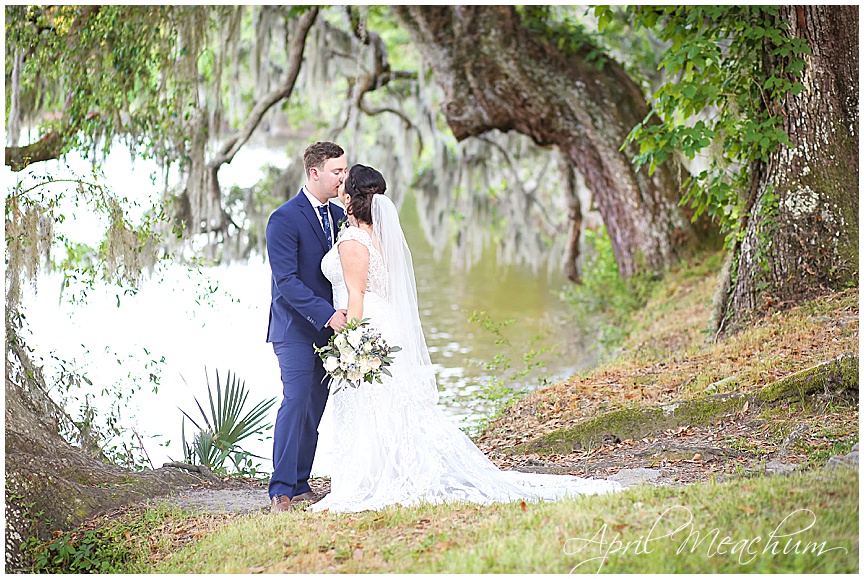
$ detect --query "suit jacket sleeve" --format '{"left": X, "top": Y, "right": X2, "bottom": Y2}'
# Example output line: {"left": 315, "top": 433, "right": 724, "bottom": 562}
{"left": 266, "top": 210, "right": 335, "bottom": 331}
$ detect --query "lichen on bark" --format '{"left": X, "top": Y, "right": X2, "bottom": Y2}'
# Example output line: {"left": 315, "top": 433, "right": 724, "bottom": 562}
{"left": 719, "top": 5, "right": 858, "bottom": 332}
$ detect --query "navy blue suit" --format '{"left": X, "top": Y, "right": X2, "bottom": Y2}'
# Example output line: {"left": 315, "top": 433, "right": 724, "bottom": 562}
{"left": 266, "top": 188, "right": 345, "bottom": 499}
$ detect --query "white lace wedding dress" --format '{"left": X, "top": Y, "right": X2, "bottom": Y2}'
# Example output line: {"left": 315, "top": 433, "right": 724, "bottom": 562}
{"left": 311, "top": 225, "right": 621, "bottom": 513}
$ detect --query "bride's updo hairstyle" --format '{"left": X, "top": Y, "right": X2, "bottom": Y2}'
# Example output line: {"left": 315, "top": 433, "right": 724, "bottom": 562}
{"left": 345, "top": 164, "right": 386, "bottom": 224}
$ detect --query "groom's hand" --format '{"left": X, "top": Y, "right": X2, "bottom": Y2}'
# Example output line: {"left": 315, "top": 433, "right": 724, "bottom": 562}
{"left": 327, "top": 309, "right": 348, "bottom": 331}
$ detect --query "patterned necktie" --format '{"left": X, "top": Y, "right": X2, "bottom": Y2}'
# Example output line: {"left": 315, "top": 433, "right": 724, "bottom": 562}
{"left": 317, "top": 204, "right": 333, "bottom": 249}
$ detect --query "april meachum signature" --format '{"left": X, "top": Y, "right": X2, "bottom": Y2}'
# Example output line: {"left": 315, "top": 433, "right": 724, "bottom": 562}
{"left": 563, "top": 506, "right": 849, "bottom": 573}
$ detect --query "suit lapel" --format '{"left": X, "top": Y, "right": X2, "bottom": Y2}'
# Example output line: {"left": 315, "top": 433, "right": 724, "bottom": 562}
{"left": 296, "top": 188, "right": 330, "bottom": 251}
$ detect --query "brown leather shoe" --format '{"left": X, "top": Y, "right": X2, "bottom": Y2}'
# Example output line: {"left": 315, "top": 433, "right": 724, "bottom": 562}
{"left": 270, "top": 494, "right": 293, "bottom": 513}
{"left": 291, "top": 491, "right": 315, "bottom": 506}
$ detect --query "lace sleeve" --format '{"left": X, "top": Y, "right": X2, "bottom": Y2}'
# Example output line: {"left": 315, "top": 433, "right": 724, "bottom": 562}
{"left": 336, "top": 226, "right": 372, "bottom": 251}
{"left": 335, "top": 226, "right": 388, "bottom": 299}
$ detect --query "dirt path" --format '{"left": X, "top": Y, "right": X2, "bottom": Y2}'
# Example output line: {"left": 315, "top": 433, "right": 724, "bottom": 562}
{"left": 158, "top": 412, "right": 859, "bottom": 517}
{"left": 158, "top": 361, "right": 859, "bottom": 515}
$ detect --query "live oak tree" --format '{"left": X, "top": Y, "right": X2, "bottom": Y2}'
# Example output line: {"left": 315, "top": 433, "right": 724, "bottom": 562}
{"left": 718, "top": 6, "right": 858, "bottom": 331}
{"left": 396, "top": 5, "right": 857, "bottom": 328}
{"left": 392, "top": 5, "right": 706, "bottom": 279}
{"left": 612, "top": 6, "right": 858, "bottom": 333}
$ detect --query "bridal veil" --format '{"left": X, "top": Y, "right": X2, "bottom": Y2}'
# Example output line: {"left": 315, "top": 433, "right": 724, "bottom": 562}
{"left": 371, "top": 194, "right": 439, "bottom": 406}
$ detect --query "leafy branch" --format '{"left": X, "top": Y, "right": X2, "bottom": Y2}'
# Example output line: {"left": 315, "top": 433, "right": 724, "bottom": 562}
{"left": 596, "top": 6, "right": 812, "bottom": 245}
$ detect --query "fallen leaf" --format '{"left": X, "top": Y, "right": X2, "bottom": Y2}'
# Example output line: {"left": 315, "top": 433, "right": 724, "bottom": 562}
{"left": 737, "top": 505, "right": 755, "bottom": 514}
{"left": 693, "top": 453, "right": 702, "bottom": 461}
{"left": 520, "top": 501, "right": 528, "bottom": 512}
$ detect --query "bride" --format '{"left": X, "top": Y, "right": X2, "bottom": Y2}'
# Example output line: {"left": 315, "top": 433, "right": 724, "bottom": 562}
{"left": 310, "top": 164, "right": 621, "bottom": 513}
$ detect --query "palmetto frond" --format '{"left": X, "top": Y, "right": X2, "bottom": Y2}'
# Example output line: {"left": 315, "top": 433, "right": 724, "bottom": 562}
{"left": 178, "top": 368, "right": 277, "bottom": 472}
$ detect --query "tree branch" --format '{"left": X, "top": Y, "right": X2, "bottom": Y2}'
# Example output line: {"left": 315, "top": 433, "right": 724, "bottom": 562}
{"left": 557, "top": 152, "right": 583, "bottom": 284}
{"left": 6, "top": 98, "right": 95, "bottom": 172}
{"left": 206, "top": 8, "right": 318, "bottom": 170}
{"left": 351, "top": 26, "right": 423, "bottom": 154}
{"left": 5, "top": 131, "right": 65, "bottom": 172}
{"left": 358, "top": 99, "right": 416, "bottom": 128}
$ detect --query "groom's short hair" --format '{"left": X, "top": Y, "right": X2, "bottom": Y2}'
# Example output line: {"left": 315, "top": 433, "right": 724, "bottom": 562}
{"left": 304, "top": 142, "right": 344, "bottom": 176}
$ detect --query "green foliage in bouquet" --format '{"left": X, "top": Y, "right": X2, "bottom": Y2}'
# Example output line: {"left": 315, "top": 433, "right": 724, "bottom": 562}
{"left": 315, "top": 318, "right": 401, "bottom": 394}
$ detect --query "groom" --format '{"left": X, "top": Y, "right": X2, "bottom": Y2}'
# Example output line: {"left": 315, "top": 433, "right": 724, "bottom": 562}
{"left": 265, "top": 141, "right": 348, "bottom": 512}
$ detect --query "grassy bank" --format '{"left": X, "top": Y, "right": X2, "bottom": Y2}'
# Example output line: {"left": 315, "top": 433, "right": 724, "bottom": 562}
{"left": 24, "top": 249, "right": 858, "bottom": 573}
{"left": 149, "top": 468, "right": 857, "bottom": 573}
{"left": 479, "top": 252, "right": 858, "bottom": 476}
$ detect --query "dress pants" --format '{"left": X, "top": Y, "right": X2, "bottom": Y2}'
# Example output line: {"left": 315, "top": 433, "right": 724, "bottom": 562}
{"left": 269, "top": 341, "right": 329, "bottom": 499}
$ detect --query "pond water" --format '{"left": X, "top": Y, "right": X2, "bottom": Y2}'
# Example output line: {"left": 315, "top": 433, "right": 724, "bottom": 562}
{"left": 14, "top": 145, "right": 595, "bottom": 475}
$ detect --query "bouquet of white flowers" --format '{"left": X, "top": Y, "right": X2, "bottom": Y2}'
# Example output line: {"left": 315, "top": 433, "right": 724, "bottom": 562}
{"left": 315, "top": 318, "right": 401, "bottom": 393}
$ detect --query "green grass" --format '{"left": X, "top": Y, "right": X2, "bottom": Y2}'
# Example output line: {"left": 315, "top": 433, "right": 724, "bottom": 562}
{"left": 150, "top": 468, "right": 858, "bottom": 573}
{"left": 798, "top": 437, "right": 859, "bottom": 471}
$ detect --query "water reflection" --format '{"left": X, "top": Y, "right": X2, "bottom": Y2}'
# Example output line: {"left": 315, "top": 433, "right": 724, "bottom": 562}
{"left": 399, "top": 190, "right": 596, "bottom": 427}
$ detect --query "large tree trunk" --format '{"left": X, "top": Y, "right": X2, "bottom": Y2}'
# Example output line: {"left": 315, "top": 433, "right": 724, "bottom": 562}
{"left": 393, "top": 5, "right": 702, "bottom": 278}
{"left": 4, "top": 377, "right": 215, "bottom": 572}
{"left": 717, "top": 6, "right": 859, "bottom": 332}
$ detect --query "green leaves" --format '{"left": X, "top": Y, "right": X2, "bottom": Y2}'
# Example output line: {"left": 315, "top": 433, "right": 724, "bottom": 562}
{"left": 595, "top": 6, "right": 617, "bottom": 33}
{"left": 5, "top": 5, "right": 222, "bottom": 168}
{"left": 519, "top": 6, "right": 606, "bottom": 67}
{"left": 560, "top": 226, "right": 657, "bottom": 350}
{"left": 618, "top": 6, "right": 812, "bottom": 244}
